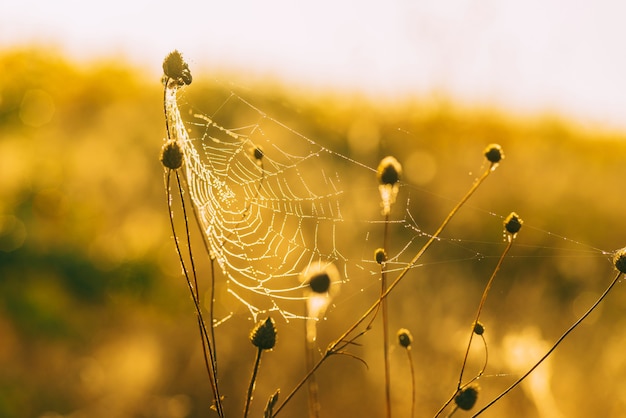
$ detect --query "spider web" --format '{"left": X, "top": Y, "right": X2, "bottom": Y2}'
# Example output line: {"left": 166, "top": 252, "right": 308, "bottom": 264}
{"left": 165, "top": 85, "right": 386, "bottom": 321}
{"left": 164, "top": 81, "right": 615, "bottom": 323}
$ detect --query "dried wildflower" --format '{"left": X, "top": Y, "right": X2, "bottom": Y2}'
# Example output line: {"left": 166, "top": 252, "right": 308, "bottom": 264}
{"left": 473, "top": 321, "right": 485, "bottom": 336}
{"left": 160, "top": 140, "right": 183, "bottom": 170}
{"left": 374, "top": 248, "right": 387, "bottom": 264}
{"left": 397, "top": 328, "right": 413, "bottom": 348}
{"left": 454, "top": 383, "right": 480, "bottom": 411}
{"left": 504, "top": 212, "right": 523, "bottom": 236}
{"left": 614, "top": 247, "right": 626, "bottom": 274}
{"left": 250, "top": 317, "right": 277, "bottom": 350}
{"left": 308, "top": 272, "right": 331, "bottom": 294}
{"left": 301, "top": 262, "right": 341, "bottom": 342}
{"left": 377, "top": 156, "right": 402, "bottom": 185}
{"left": 252, "top": 145, "right": 264, "bottom": 162}
{"left": 377, "top": 156, "right": 402, "bottom": 215}
{"left": 163, "top": 50, "right": 192, "bottom": 86}
{"left": 484, "top": 144, "right": 503, "bottom": 164}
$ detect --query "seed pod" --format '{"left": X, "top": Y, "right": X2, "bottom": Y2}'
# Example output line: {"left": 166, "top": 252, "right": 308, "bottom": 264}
{"left": 163, "top": 50, "right": 192, "bottom": 85}
{"left": 374, "top": 248, "right": 387, "bottom": 264}
{"left": 484, "top": 144, "right": 504, "bottom": 164}
{"left": 377, "top": 156, "right": 402, "bottom": 215}
{"left": 614, "top": 247, "right": 626, "bottom": 274}
{"left": 504, "top": 212, "right": 523, "bottom": 235}
{"left": 160, "top": 140, "right": 183, "bottom": 170}
{"left": 250, "top": 317, "right": 277, "bottom": 350}
{"left": 473, "top": 321, "right": 485, "bottom": 336}
{"left": 397, "top": 328, "right": 413, "bottom": 348}
{"left": 454, "top": 384, "right": 480, "bottom": 411}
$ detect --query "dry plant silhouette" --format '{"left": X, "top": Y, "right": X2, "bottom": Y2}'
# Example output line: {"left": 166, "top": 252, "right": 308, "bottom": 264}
{"left": 2, "top": 48, "right": 626, "bottom": 418}
{"left": 160, "top": 50, "right": 626, "bottom": 418}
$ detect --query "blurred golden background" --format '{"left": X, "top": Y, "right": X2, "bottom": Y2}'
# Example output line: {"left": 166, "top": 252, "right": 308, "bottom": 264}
{"left": 1, "top": 48, "right": 626, "bottom": 418}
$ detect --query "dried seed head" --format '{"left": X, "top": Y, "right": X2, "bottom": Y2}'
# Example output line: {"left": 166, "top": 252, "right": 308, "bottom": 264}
{"left": 613, "top": 247, "right": 626, "bottom": 274}
{"left": 397, "top": 328, "right": 413, "bottom": 348}
{"left": 301, "top": 263, "right": 340, "bottom": 296}
{"left": 473, "top": 321, "right": 485, "bottom": 336}
{"left": 377, "top": 156, "right": 402, "bottom": 186}
{"left": 377, "top": 156, "right": 402, "bottom": 215}
{"left": 163, "top": 50, "right": 192, "bottom": 86}
{"left": 504, "top": 212, "right": 523, "bottom": 236}
{"left": 484, "top": 143, "right": 504, "bottom": 164}
{"left": 454, "top": 383, "right": 480, "bottom": 411}
{"left": 308, "top": 272, "right": 331, "bottom": 294}
{"left": 250, "top": 317, "right": 277, "bottom": 350}
{"left": 374, "top": 248, "right": 387, "bottom": 264}
{"left": 252, "top": 146, "right": 264, "bottom": 162}
{"left": 160, "top": 140, "right": 183, "bottom": 170}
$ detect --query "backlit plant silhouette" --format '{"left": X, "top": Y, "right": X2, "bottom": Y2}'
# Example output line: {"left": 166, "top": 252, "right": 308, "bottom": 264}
{"left": 161, "top": 50, "right": 626, "bottom": 418}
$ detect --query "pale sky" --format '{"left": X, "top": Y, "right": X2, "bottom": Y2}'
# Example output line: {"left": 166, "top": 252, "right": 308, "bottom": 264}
{"left": 2, "top": 0, "right": 625, "bottom": 130}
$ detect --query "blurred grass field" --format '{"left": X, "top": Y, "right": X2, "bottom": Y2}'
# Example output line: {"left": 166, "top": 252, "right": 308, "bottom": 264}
{"left": 1, "top": 48, "right": 626, "bottom": 418}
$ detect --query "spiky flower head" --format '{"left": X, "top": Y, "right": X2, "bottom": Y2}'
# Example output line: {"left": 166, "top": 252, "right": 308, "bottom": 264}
{"left": 397, "top": 328, "right": 413, "bottom": 348}
{"left": 614, "top": 247, "right": 626, "bottom": 274}
{"left": 377, "top": 156, "right": 402, "bottom": 186}
{"left": 454, "top": 383, "right": 480, "bottom": 411}
{"left": 377, "top": 156, "right": 402, "bottom": 216}
{"left": 250, "top": 317, "right": 277, "bottom": 350}
{"left": 252, "top": 146, "right": 264, "bottom": 162}
{"left": 504, "top": 212, "right": 523, "bottom": 236}
{"left": 160, "top": 140, "right": 183, "bottom": 170}
{"left": 473, "top": 321, "right": 485, "bottom": 336}
{"left": 484, "top": 143, "right": 504, "bottom": 164}
{"left": 163, "top": 50, "right": 192, "bottom": 86}
{"left": 374, "top": 248, "right": 387, "bottom": 264}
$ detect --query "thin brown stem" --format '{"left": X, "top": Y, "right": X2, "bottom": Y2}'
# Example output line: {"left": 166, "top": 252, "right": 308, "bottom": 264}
{"left": 405, "top": 347, "right": 416, "bottom": 418}
{"left": 434, "top": 235, "right": 513, "bottom": 418}
{"left": 382, "top": 214, "right": 392, "bottom": 418}
{"left": 471, "top": 270, "right": 624, "bottom": 417}
{"left": 244, "top": 348, "right": 264, "bottom": 418}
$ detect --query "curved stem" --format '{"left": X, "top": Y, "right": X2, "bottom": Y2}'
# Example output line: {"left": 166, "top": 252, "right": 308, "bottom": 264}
{"left": 471, "top": 270, "right": 623, "bottom": 417}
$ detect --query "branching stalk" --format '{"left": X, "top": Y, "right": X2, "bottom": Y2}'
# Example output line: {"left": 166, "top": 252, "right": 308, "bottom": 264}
{"left": 471, "top": 270, "right": 624, "bottom": 417}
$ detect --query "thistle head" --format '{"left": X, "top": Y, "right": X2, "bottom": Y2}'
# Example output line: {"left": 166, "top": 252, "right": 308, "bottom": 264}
{"left": 250, "top": 317, "right": 277, "bottom": 350}
{"left": 484, "top": 143, "right": 504, "bottom": 164}
{"left": 473, "top": 321, "right": 485, "bottom": 336}
{"left": 374, "top": 248, "right": 387, "bottom": 264}
{"left": 614, "top": 247, "right": 626, "bottom": 274}
{"left": 377, "top": 156, "right": 402, "bottom": 216}
{"left": 454, "top": 383, "right": 480, "bottom": 411}
{"left": 504, "top": 212, "right": 523, "bottom": 239}
{"left": 163, "top": 50, "right": 192, "bottom": 86}
{"left": 301, "top": 262, "right": 341, "bottom": 342}
{"left": 160, "top": 140, "right": 183, "bottom": 170}
{"left": 397, "top": 328, "right": 413, "bottom": 348}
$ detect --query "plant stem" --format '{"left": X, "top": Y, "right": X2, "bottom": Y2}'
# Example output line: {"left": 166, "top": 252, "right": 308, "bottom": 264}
{"left": 471, "top": 270, "right": 623, "bottom": 417}
{"left": 382, "top": 215, "right": 392, "bottom": 418}
{"left": 459, "top": 237, "right": 514, "bottom": 386}
{"left": 405, "top": 347, "right": 416, "bottom": 418}
{"left": 244, "top": 347, "right": 264, "bottom": 418}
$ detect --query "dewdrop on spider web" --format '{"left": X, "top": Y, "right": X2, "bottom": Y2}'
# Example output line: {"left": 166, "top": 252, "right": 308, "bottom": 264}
{"left": 300, "top": 262, "right": 341, "bottom": 343}
{"left": 377, "top": 156, "right": 402, "bottom": 216}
